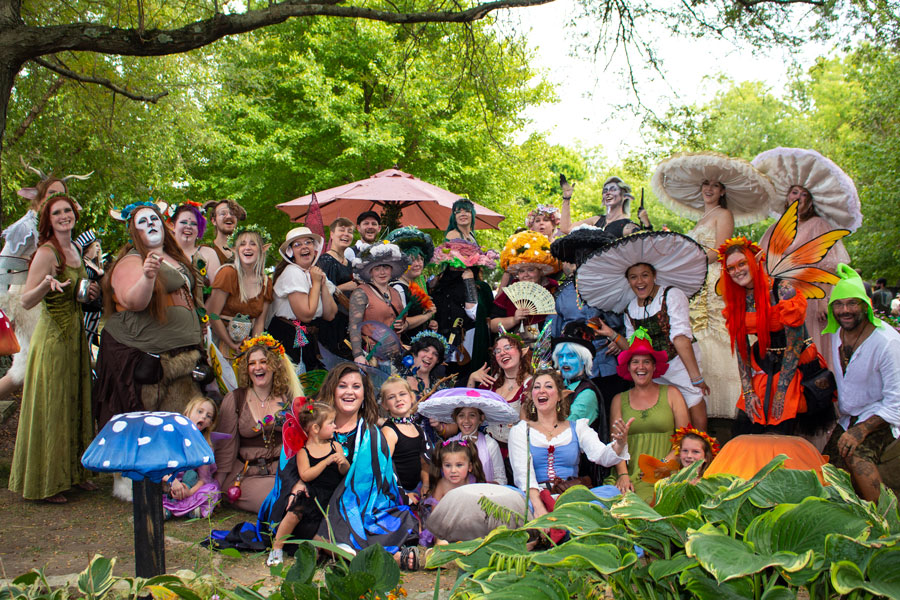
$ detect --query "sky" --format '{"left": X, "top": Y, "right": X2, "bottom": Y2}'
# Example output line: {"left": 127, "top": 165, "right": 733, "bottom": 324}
{"left": 499, "top": 0, "right": 833, "bottom": 162}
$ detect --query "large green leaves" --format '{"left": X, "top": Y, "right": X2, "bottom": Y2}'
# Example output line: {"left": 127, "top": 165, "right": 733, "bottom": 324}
{"left": 831, "top": 547, "right": 900, "bottom": 597}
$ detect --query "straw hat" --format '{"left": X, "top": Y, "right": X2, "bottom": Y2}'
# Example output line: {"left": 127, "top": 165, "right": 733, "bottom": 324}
{"left": 279, "top": 226, "right": 324, "bottom": 264}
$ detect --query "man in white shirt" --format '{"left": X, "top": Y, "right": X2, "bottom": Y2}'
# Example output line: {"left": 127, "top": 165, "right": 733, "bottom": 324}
{"left": 344, "top": 211, "right": 382, "bottom": 263}
{"left": 822, "top": 264, "right": 900, "bottom": 501}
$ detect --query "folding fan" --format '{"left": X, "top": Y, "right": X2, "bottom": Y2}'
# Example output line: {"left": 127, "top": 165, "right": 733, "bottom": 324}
{"left": 503, "top": 281, "right": 556, "bottom": 315}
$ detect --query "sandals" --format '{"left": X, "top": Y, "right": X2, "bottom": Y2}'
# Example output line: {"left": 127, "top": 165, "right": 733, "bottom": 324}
{"left": 399, "top": 546, "right": 421, "bottom": 571}
{"left": 266, "top": 548, "right": 284, "bottom": 567}
{"left": 76, "top": 480, "right": 99, "bottom": 492}
{"left": 43, "top": 493, "right": 67, "bottom": 504}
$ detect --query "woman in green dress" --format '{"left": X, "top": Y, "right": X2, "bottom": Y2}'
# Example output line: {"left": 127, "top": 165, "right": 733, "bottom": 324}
{"left": 609, "top": 329, "right": 689, "bottom": 501}
{"left": 9, "top": 194, "right": 99, "bottom": 503}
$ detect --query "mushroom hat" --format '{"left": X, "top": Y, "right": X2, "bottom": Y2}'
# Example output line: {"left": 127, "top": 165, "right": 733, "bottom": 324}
{"left": 549, "top": 225, "right": 616, "bottom": 267}
{"left": 387, "top": 226, "right": 435, "bottom": 263}
{"left": 417, "top": 387, "right": 519, "bottom": 425}
{"left": 499, "top": 230, "right": 560, "bottom": 275}
{"left": 352, "top": 241, "right": 410, "bottom": 282}
{"left": 576, "top": 231, "right": 708, "bottom": 313}
{"left": 82, "top": 411, "right": 214, "bottom": 482}
{"left": 752, "top": 147, "right": 862, "bottom": 232}
{"left": 650, "top": 152, "right": 774, "bottom": 226}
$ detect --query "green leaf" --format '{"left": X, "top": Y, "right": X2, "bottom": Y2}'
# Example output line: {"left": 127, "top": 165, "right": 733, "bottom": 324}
{"left": 686, "top": 523, "right": 813, "bottom": 582}
{"left": 285, "top": 543, "right": 317, "bottom": 584}
{"left": 163, "top": 584, "right": 204, "bottom": 600}
{"left": 530, "top": 541, "right": 634, "bottom": 574}
{"left": 554, "top": 486, "right": 608, "bottom": 506}
{"left": 653, "top": 479, "right": 710, "bottom": 517}
{"left": 349, "top": 544, "right": 399, "bottom": 592}
{"left": 281, "top": 582, "right": 320, "bottom": 600}
{"left": 323, "top": 571, "right": 376, "bottom": 600}
{"left": 679, "top": 568, "right": 755, "bottom": 600}
{"left": 760, "top": 586, "right": 796, "bottom": 600}
{"left": 425, "top": 528, "right": 529, "bottom": 569}
{"left": 527, "top": 501, "right": 619, "bottom": 534}
{"left": 745, "top": 497, "right": 872, "bottom": 558}
{"left": 218, "top": 548, "right": 242, "bottom": 558}
{"left": 647, "top": 553, "right": 698, "bottom": 580}
{"left": 467, "top": 570, "right": 570, "bottom": 600}
{"left": 10, "top": 572, "right": 39, "bottom": 586}
{"left": 77, "top": 554, "right": 116, "bottom": 599}
{"left": 831, "top": 547, "right": 900, "bottom": 597}
{"left": 744, "top": 465, "right": 826, "bottom": 508}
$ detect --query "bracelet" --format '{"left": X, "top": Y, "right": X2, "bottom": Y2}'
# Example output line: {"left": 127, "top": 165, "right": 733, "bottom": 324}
{"left": 612, "top": 334, "right": 622, "bottom": 345}
{"left": 691, "top": 377, "right": 705, "bottom": 385}
{"left": 617, "top": 472, "right": 630, "bottom": 479}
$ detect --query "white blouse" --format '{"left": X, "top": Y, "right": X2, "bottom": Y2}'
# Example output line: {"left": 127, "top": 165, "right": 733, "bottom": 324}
{"left": 828, "top": 325, "right": 900, "bottom": 438}
{"left": 507, "top": 419, "right": 629, "bottom": 491}
{"left": 624, "top": 286, "right": 692, "bottom": 341}
{"left": 272, "top": 263, "right": 336, "bottom": 320}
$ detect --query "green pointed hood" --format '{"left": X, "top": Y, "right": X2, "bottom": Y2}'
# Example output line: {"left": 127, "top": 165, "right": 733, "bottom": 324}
{"left": 822, "top": 263, "right": 881, "bottom": 334}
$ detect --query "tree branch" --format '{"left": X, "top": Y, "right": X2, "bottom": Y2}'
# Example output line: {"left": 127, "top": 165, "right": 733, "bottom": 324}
{"left": 8, "top": 0, "right": 555, "bottom": 61}
{"left": 30, "top": 56, "right": 168, "bottom": 103}
{"left": 7, "top": 75, "right": 65, "bottom": 147}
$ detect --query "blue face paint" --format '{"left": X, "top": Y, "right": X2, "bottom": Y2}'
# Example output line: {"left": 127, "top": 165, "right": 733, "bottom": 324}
{"left": 557, "top": 347, "right": 584, "bottom": 381}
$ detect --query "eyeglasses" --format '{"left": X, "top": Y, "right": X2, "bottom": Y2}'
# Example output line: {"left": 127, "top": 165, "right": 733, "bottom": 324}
{"left": 291, "top": 239, "right": 317, "bottom": 248}
{"left": 725, "top": 259, "right": 749, "bottom": 275}
{"left": 493, "top": 345, "right": 515, "bottom": 356}
{"left": 832, "top": 299, "right": 865, "bottom": 310}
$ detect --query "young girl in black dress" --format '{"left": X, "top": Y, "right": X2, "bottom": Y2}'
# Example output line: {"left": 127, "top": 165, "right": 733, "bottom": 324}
{"left": 380, "top": 376, "right": 430, "bottom": 501}
{"left": 267, "top": 401, "right": 350, "bottom": 566}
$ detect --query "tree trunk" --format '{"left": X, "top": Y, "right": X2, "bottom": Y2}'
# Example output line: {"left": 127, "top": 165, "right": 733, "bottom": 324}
{"left": 0, "top": 58, "right": 24, "bottom": 231}
{"left": 132, "top": 479, "right": 166, "bottom": 577}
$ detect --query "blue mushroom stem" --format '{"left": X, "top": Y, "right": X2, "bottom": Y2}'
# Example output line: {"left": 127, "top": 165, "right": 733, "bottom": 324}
{"left": 132, "top": 479, "right": 166, "bottom": 577}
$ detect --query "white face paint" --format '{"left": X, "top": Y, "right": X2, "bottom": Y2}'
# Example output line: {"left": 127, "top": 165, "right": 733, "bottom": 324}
{"left": 134, "top": 208, "right": 164, "bottom": 248}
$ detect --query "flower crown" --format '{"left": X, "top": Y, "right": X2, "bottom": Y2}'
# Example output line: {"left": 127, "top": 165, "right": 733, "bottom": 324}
{"left": 229, "top": 223, "right": 271, "bottom": 247}
{"left": 716, "top": 237, "right": 763, "bottom": 262}
{"left": 670, "top": 425, "right": 720, "bottom": 458}
{"left": 115, "top": 200, "right": 165, "bottom": 223}
{"left": 409, "top": 330, "right": 451, "bottom": 356}
{"left": 237, "top": 333, "right": 285, "bottom": 358}
{"left": 527, "top": 204, "right": 561, "bottom": 225}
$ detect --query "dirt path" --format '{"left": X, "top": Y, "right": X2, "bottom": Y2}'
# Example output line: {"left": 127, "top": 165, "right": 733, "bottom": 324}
{"left": 0, "top": 398, "right": 451, "bottom": 595}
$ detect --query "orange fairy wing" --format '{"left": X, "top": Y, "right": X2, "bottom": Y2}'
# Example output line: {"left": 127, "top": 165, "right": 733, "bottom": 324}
{"left": 638, "top": 454, "right": 680, "bottom": 484}
{"left": 715, "top": 275, "right": 724, "bottom": 297}
{"left": 765, "top": 200, "right": 800, "bottom": 272}
{"left": 772, "top": 267, "right": 841, "bottom": 299}
{"left": 768, "top": 229, "right": 851, "bottom": 277}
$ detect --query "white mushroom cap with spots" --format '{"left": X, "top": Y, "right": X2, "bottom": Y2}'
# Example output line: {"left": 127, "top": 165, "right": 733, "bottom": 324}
{"left": 82, "top": 411, "right": 214, "bottom": 482}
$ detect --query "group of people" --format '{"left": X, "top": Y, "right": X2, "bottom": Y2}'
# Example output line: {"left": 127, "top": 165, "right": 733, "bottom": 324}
{"left": 4, "top": 146, "right": 899, "bottom": 568}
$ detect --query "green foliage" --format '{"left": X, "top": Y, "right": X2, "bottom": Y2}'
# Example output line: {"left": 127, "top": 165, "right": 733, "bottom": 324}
{"left": 433, "top": 458, "right": 900, "bottom": 599}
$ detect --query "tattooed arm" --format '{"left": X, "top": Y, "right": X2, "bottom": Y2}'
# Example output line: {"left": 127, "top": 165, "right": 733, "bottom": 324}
{"left": 348, "top": 287, "right": 370, "bottom": 365}
{"left": 771, "top": 280, "right": 803, "bottom": 422}
{"left": 737, "top": 349, "right": 762, "bottom": 421}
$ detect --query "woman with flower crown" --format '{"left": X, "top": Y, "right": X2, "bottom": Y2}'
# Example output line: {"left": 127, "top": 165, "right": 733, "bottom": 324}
{"left": 206, "top": 225, "right": 274, "bottom": 391}
{"left": 213, "top": 334, "right": 302, "bottom": 513}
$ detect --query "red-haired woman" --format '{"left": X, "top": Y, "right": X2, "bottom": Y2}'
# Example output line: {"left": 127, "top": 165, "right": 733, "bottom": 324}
{"left": 9, "top": 194, "right": 99, "bottom": 503}
{"left": 719, "top": 237, "right": 829, "bottom": 436}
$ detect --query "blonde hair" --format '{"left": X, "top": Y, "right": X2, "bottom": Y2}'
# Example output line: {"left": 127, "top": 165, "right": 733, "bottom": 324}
{"left": 379, "top": 375, "right": 414, "bottom": 406}
{"left": 232, "top": 230, "right": 268, "bottom": 304}
{"left": 182, "top": 396, "right": 219, "bottom": 446}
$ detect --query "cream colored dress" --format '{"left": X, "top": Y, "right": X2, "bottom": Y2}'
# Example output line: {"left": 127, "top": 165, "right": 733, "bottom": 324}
{"left": 688, "top": 223, "right": 741, "bottom": 418}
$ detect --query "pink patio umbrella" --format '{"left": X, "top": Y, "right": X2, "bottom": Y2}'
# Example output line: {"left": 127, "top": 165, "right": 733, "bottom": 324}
{"left": 277, "top": 168, "right": 504, "bottom": 230}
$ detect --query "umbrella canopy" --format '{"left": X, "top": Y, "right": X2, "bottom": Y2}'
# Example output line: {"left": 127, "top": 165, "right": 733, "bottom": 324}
{"left": 278, "top": 168, "right": 504, "bottom": 231}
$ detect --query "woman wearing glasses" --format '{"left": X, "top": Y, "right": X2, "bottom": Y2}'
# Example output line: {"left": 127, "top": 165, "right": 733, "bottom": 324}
{"left": 468, "top": 334, "right": 533, "bottom": 446}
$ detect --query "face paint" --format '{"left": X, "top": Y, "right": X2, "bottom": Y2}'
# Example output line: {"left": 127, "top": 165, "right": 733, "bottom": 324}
{"left": 134, "top": 208, "right": 164, "bottom": 247}
{"left": 557, "top": 346, "right": 584, "bottom": 380}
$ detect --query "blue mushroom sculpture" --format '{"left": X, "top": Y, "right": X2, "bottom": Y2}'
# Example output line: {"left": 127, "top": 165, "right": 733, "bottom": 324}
{"left": 82, "top": 411, "right": 214, "bottom": 576}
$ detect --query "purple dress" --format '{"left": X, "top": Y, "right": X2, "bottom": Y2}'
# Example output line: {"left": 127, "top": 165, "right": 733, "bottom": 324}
{"left": 162, "top": 463, "right": 220, "bottom": 517}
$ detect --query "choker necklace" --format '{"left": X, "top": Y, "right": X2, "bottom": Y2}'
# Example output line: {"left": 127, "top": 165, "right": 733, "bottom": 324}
{"left": 368, "top": 283, "right": 392, "bottom": 304}
{"left": 388, "top": 416, "right": 415, "bottom": 425}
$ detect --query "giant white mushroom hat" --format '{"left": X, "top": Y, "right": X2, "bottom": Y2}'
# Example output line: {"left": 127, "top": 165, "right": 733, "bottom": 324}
{"left": 82, "top": 411, "right": 214, "bottom": 482}
{"left": 417, "top": 387, "right": 519, "bottom": 425}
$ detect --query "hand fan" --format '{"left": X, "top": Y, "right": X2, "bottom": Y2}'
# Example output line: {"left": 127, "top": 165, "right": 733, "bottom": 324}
{"left": 503, "top": 281, "right": 556, "bottom": 315}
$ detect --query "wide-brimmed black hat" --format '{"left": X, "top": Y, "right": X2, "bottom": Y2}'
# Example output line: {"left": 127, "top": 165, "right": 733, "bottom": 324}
{"left": 550, "top": 321, "right": 598, "bottom": 358}
{"left": 550, "top": 225, "right": 616, "bottom": 267}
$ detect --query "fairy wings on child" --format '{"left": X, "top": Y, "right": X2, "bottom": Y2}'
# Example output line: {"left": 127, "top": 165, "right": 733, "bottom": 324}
{"left": 715, "top": 199, "right": 851, "bottom": 298}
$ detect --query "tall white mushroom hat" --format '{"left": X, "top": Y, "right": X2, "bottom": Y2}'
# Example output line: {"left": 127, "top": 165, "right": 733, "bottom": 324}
{"left": 82, "top": 411, "right": 214, "bottom": 481}
{"left": 752, "top": 147, "right": 862, "bottom": 232}
{"left": 417, "top": 387, "right": 519, "bottom": 425}
{"left": 650, "top": 152, "right": 775, "bottom": 226}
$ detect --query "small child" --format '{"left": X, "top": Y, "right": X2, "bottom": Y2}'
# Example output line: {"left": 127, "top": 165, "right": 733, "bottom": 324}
{"left": 267, "top": 401, "right": 350, "bottom": 566}
{"left": 638, "top": 425, "right": 719, "bottom": 490}
{"left": 676, "top": 432, "right": 716, "bottom": 480}
{"left": 420, "top": 439, "right": 487, "bottom": 547}
{"left": 380, "top": 376, "right": 429, "bottom": 499}
{"left": 447, "top": 406, "right": 507, "bottom": 485}
{"left": 163, "top": 397, "right": 220, "bottom": 519}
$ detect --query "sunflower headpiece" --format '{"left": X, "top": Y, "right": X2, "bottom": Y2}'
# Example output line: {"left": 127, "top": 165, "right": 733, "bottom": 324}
{"left": 670, "top": 425, "right": 720, "bottom": 458}
{"left": 236, "top": 333, "right": 285, "bottom": 360}
{"left": 229, "top": 223, "right": 272, "bottom": 247}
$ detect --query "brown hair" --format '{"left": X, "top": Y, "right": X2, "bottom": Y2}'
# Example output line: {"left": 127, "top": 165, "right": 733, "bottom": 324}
{"left": 329, "top": 217, "right": 354, "bottom": 231}
{"left": 316, "top": 363, "right": 379, "bottom": 425}
{"left": 429, "top": 439, "right": 486, "bottom": 486}
{"left": 35, "top": 195, "right": 79, "bottom": 270}
{"left": 489, "top": 334, "right": 533, "bottom": 389}
{"left": 522, "top": 369, "right": 572, "bottom": 421}
{"left": 204, "top": 199, "right": 247, "bottom": 222}
{"left": 296, "top": 401, "right": 337, "bottom": 437}
{"left": 235, "top": 345, "right": 292, "bottom": 400}
{"left": 678, "top": 433, "right": 713, "bottom": 475}
{"left": 103, "top": 205, "right": 199, "bottom": 323}
{"left": 34, "top": 177, "right": 68, "bottom": 209}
